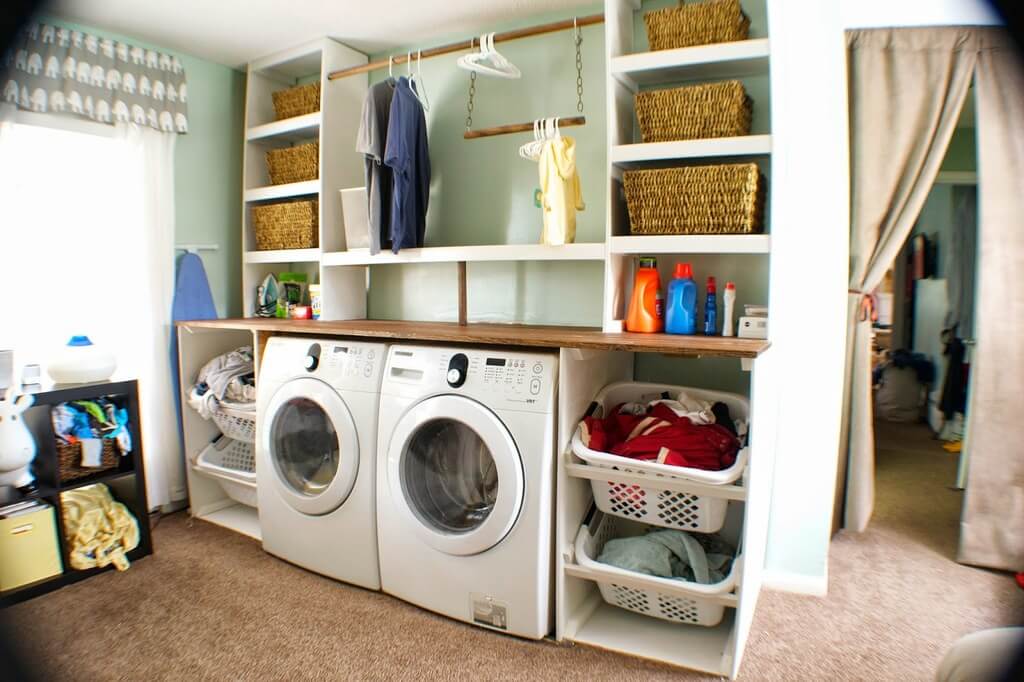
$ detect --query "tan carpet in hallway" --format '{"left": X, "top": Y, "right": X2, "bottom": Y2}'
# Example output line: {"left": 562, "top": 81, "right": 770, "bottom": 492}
{"left": 6, "top": 421, "right": 1021, "bottom": 680}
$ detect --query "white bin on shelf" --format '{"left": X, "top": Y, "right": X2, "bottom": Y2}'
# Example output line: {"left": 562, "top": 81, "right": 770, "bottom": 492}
{"left": 574, "top": 511, "right": 740, "bottom": 627}
{"left": 571, "top": 382, "right": 749, "bottom": 533}
{"left": 195, "top": 436, "right": 257, "bottom": 508}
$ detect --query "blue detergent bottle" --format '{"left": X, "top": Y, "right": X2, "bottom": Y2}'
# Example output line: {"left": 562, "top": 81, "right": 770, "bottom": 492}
{"left": 665, "top": 262, "right": 698, "bottom": 335}
{"left": 704, "top": 276, "right": 718, "bottom": 335}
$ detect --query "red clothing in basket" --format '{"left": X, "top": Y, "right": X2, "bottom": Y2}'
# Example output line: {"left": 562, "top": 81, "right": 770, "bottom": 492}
{"left": 580, "top": 402, "right": 739, "bottom": 471}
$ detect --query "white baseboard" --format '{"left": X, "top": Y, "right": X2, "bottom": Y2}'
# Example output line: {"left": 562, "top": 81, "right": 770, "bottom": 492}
{"left": 762, "top": 567, "right": 829, "bottom": 597}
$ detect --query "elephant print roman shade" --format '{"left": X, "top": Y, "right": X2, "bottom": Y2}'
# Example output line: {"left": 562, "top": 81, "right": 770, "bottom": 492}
{"left": 3, "top": 23, "right": 189, "bottom": 134}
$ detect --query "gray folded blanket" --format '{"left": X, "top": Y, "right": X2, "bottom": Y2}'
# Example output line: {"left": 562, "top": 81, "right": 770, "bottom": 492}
{"left": 596, "top": 528, "right": 734, "bottom": 584}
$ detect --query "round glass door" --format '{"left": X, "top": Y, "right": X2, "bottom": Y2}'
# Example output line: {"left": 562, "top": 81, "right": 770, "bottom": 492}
{"left": 387, "top": 395, "right": 524, "bottom": 556}
{"left": 402, "top": 419, "right": 498, "bottom": 533}
{"left": 271, "top": 397, "right": 339, "bottom": 496}
{"left": 262, "top": 377, "right": 359, "bottom": 516}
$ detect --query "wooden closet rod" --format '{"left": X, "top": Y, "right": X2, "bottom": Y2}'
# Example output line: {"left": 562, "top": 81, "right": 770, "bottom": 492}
{"left": 327, "top": 13, "right": 605, "bottom": 81}
{"left": 464, "top": 116, "right": 586, "bottom": 140}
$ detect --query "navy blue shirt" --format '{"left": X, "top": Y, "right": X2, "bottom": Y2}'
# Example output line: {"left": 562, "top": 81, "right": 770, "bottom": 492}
{"left": 383, "top": 77, "right": 430, "bottom": 253}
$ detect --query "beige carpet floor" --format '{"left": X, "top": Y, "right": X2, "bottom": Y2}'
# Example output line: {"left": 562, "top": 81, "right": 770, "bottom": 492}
{"left": 7, "top": 421, "right": 1022, "bottom": 680}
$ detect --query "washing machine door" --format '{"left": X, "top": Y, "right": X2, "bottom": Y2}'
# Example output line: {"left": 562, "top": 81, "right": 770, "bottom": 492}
{"left": 387, "top": 395, "right": 524, "bottom": 557}
{"left": 262, "top": 377, "right": 359, "bottom": 516}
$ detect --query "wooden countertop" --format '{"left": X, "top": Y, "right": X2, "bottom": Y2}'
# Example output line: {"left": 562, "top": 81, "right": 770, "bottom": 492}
{"left": 175, "top": 318, "right": 769, "bottom": 359}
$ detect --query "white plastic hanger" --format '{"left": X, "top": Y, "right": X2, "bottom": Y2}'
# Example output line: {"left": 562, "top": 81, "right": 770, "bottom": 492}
{"left": 519, "top": 119, "right": 541, "bottom": 161}
{"left": 411, "top": 49, "right": 430, "bottom": 111}
{"left": 457, "top": 32, "right": 521, "bottom": 79}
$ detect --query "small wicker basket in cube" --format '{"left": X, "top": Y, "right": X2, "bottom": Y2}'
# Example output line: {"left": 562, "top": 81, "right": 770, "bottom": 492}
{"left": 644, "top": 0, "right": 750, "bottom": 51}
{"left": 252, "top": 200, "right": 319, "bottom": 251}
{"left": 271, "top": 82, "right": 320, "bottom": 120}
{"left": 636, "top": 80, "right": 751, "bottom": 143}
{"left": 623, "top": 163, "right": 765, "bottom": 235}
{"left": 266, "top": 142, "right": 319, "bottom": 185}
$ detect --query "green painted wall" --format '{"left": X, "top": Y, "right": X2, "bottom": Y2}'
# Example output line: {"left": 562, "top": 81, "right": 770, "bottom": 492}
{"left": 45, "top": 16, "right": 245, "bottom": 318}
{"left": 365, "top": 6, "right": 606, "bottom": 325}
{"left": 941, "top": 127, "right": 977, "bottom": 172}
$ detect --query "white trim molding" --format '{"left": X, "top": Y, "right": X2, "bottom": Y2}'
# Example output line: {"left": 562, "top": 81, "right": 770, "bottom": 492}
{"left": 762, "top": 567, "right": 829, "bottom": 597}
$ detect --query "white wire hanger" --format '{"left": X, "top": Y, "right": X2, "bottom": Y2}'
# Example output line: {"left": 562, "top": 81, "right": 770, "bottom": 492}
{"left": 410, "top": 49, "right": 430, "bottom": 111}
{"left": 457, "top": 32, "right": 521, "bottom": 79}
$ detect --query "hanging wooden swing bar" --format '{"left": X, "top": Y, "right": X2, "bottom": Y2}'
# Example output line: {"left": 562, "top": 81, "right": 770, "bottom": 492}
{"left": 463, "top": 116, "right": 587, "bottom": 140}
{"left": 326, "top": 13, "right": 604, "bottom": 81}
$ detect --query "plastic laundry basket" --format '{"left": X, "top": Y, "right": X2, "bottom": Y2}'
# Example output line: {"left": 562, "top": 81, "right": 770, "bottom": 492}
{"left": 188, "top": 388, "right": 256, "bottom": 444}
{"left": 571, "top": 382, "right": 749, "bottom": 533}
{"left": 573, "top": 510, "right": 740, "bottom": 627}
{"left": 195, "top": 437, "right": 257, "bottom": 508}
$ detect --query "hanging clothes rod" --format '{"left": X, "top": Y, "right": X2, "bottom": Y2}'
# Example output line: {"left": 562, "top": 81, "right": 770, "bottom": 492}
{"left": 175, "top": 243, "right": 219, "bottom": 255}
{"left": 464, "top": 115, "right": 586, "bottom": 140}
{"left": 326, "top": 14, "right": 604, "bottom": 81}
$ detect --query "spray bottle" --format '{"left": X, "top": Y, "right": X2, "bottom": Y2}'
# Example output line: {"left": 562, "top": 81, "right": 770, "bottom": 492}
{"left": 703, "top": 277, "right": 717, "bottom": 335}
{"left": 722, "top": 282, "right": 736, "bottom": 337}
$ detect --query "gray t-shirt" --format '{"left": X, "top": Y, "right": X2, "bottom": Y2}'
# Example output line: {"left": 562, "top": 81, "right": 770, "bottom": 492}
{"left": 355, "top": 79, "right": 395, "bottom": 254}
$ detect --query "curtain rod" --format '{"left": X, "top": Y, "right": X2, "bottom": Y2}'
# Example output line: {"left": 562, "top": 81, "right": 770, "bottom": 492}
{"left": 464, "top": 116, "right": 586, "bottom": 140}
{"left": 327, "top": 13, "right": 604, "bottom": 81}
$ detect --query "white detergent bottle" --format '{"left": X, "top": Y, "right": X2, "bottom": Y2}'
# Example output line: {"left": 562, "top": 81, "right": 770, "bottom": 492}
{"left": 722, "top": 282, "right": 737, "bottom": 337}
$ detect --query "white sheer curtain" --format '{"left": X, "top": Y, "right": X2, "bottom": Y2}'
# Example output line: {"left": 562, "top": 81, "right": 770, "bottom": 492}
{"left": 0, "top": 117, "right": 181, "bottom": 509}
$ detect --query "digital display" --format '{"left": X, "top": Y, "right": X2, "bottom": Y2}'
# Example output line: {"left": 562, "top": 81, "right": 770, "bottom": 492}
{"left": 486, "top": 358, "right": 506, "bottom": 367}
{"left": 333, "top": 347, "right": 348, "bottom": 354}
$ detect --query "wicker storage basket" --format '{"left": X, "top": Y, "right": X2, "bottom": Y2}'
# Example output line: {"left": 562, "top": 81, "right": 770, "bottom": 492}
{"left": 266, "top": 142, "right": 319, "bottom": 185}
{"left": 56, "top": 440, "right": 120, "bottom": 482}
{"left": 252, "top": 200, "right": 319, "bottom": 250}
{"left": 623, "top": 163, "right": 765, "bottom": 235}
{"left": 644, "top": 0, "right": 750, "bottom": 51}
{"left": 636, "top": 81, "right": 751, "bottom": 143}
{"left": 271, "top": 82, "right": 320, "bottom": 120}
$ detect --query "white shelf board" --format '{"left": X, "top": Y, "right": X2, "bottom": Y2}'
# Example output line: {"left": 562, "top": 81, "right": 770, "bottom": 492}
{"left": 244, "top": 248, "right": 321, "bottom": 264}
{"left": 610, "top": 234, "right": 770, "bottom": 255}
{"left": 198, "top": 503, "right": 261, "bottom": 541}
{"left": 570, "top": 602, "right": 733, "bottom": 676}
{"left": 322, "top": 243, "right": 606, "bottom": 266}
{"left": 250, "top": 39, "right": 323, "bottom": 78}
{"left": 612, "top": 135, "right": 771, "bottom": 166}
{"left": 612, "top": 39, "right": 770, "bottom": 88}
{"left": 246, "top": 112, "right": 321, "bottom": 143}
{"left": 244, "top": 180, "right": 319, "bottom": 202}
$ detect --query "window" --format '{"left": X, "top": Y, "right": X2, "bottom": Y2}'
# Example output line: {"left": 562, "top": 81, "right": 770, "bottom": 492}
{"left": 0, "top": 122, "right": 146, "bottom": 377}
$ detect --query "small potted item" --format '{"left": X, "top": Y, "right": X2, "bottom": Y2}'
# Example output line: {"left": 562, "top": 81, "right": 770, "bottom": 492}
{"left": 0, "top": 388, "right": 38, "bottom": 495}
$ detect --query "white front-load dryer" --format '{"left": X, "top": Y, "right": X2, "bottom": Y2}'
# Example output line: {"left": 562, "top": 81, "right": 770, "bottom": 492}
{"left": 257, "top": 336, "right": 387, "bottom": 589}
{"left": 377, "top": 344, "right": 558, "bottom": 639}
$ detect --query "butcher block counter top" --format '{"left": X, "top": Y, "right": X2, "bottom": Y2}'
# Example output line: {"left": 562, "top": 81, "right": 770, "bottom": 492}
{"left": 176, "top": 318, "right": 769, "bottom": 359}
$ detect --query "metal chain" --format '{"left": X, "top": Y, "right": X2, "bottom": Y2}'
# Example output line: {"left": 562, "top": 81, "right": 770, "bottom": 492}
{"left": 465, "top": 71, "right": 476, "bottom": 130}
{"left": 575, "top": 27, "right": 584, "bottom": 113}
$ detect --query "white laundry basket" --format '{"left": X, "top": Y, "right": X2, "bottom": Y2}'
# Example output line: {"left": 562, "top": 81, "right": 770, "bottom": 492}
{"left": 574, "top": 511, "right": 740, "bottom": 627}
{"left": 571, "top": 382, "right": 749, "bottom": 533}
{"left": 188, "top": 388, "right": 256, "bottom": 443}
{"left": 195, "top": 436, "right": 257, "bottom": 508}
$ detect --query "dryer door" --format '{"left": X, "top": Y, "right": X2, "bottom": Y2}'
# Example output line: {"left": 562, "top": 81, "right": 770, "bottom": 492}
{"left": 387, "top": 395, "right": 525, "bottom": 557}
{"left": 262, "top": 377, "right": 359, "bottom": 516}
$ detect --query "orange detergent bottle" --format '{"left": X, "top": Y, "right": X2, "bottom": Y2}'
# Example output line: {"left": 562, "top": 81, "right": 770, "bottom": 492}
{"left": 626, "top": 256, "right": 664, "bottom": 332}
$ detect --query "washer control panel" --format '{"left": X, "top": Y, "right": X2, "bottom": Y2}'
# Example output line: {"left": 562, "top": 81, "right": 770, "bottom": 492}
{"left": 266, "top": 338, "right": 385, "bottom": 391}
{"left": 431, "top": 349, "right": 557, "bottom": 412}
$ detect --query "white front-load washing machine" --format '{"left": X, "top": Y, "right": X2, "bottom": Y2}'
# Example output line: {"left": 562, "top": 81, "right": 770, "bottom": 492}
{"left": 257, "top": 336, "right": 387, "bottom": 589}
{"left": 376, "top": 344, "right": 558, "bottom": 639}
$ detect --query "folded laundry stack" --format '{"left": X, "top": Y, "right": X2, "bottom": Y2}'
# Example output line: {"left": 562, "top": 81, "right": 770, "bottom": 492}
{"left": 578, "top": 390, "right": 743, "bottom": 471}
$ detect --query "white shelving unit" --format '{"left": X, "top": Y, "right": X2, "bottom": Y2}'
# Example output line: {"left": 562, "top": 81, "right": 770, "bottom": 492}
{"left": 177, "top": 325, "right": 262, "bottom": 541}
{"left": 559, "top": 2, "right": 777, "bottom": 679}
{"left": 241, "top": 38, "right": 368, "bottom": 317}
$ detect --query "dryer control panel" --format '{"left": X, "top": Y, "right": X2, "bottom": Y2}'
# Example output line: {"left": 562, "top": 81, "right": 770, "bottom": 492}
{"left": 383, "top": 345, "right": 558, "bottom": 414}
{"left": 262, "top": 337, "right": 386, "bottom": 392}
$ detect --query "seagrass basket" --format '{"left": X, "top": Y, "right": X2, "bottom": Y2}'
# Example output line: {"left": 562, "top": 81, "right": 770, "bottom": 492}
{"left": 252, "top": 200, "right": 319, "bottom": 250}
{"left": 636, "top": 81, "right": 751, "bottom": 143}
{"left": 271, "top": 82, "right": 320, "bottom": 120}
{"left": 623, "top": 163, "right": 765, "bottom": 235}
{"left": 56, "top": 440, "right": 120, "bottom": 482}
{"left": 266, "top": 142, "right": 319, "bottom": 185}
{"left": 644, "top": 0, "right": 750, "bottom": 51}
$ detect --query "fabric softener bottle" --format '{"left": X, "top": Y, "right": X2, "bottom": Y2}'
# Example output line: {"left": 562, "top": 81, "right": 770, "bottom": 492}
{"left": 626, "top": 257, "right": 663, "bottom": 333}
{"left": 703, "top": 276, "right": 718, "bottom": 335}
{"left": 665, "top": 263, "right": 698, "bottom": 335}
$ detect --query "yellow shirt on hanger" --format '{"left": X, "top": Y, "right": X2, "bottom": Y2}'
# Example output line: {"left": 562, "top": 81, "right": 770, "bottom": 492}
{"left": 539, "top": 135, "right": 584, "bottom": 245}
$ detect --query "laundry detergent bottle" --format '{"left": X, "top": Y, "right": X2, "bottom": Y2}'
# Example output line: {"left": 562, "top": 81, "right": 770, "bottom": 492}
{"left": 703, "top": 276, "right": 718, "bottom": 335}
{"left": 626, "top": 257, "right": 663, "bottom": 333}
{"left": 665, "top": 263, "right": 698, "bottom": 335}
